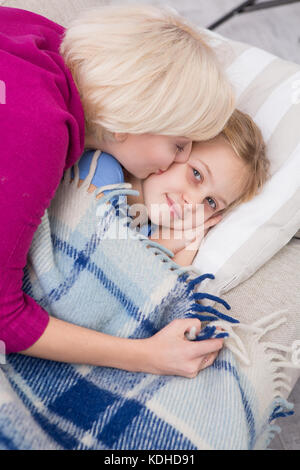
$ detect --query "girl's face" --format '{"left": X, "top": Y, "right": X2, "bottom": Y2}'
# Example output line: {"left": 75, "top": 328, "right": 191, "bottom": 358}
{"left": 101, "top": 133, "right": 193, "bottom": 179}
{"left": 141, "top": 135, "right": 249, "bottom": 230}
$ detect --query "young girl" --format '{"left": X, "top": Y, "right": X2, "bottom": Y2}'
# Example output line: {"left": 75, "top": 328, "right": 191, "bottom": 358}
{"left": 0, "top": 4, "right": 235, "bottom": 378}
{"left": 80, "top": 109, "right": 269, "bottom": 267}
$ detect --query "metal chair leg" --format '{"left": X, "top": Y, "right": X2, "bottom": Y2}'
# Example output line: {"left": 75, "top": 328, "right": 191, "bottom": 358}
{"left": 208, "top": 0, "right": 300, "bottom": 30}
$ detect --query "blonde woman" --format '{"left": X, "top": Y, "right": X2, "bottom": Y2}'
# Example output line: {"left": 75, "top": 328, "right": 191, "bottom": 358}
{"left": 0, "top": 4, "right": 234, "bottom": 377}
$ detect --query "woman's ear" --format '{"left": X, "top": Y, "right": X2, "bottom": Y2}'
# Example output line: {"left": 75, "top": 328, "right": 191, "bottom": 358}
{"left": 114, "top": 133, "right": 128, "bottom": 143}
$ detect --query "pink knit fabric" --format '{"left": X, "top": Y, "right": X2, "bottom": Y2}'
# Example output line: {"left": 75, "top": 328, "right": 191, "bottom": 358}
{"left": 0, "top": 7, "right": 85, "bottom": 353}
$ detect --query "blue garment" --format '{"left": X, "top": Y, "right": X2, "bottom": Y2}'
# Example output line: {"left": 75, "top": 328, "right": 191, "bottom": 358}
{"left": 75, "top": 150, "right": 124, "bottom": 193}
{"left": 75, "top": 149, "right": 155, "bottom": 235}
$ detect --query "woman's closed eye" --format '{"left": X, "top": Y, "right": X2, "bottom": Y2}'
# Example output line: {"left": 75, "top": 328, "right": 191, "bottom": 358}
{"left": 192, "top": 167, "right": 202, "bottom": 181}
{"left": 176, "top": 145, "right": 185, "bottom": 153}
{"left": 192, "top": 167, "right": 217, "bottom": 210}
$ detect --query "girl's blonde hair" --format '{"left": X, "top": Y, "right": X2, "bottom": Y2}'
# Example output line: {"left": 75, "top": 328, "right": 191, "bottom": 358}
{"left": 60, "top": 4, "right": 235, "bottom": 144}
{"left": 221, "top": 109, "right": 270, "bottom": 210}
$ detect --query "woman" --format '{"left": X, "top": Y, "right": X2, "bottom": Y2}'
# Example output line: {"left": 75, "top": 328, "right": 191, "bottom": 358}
{"left": 0, "top": 4, "right": 234, "bottom": 377}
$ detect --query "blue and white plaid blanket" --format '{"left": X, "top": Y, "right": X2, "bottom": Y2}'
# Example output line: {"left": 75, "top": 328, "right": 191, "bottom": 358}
{"left": 0, "top": 151, "right": 296, "bottom": 450}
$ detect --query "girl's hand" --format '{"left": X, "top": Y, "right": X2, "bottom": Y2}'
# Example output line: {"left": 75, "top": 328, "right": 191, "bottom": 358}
{"left": 141, "top": 318, "right": 223, "bottom": 378}
{"left": 150, "top": 213, "right": 222, "bottom": 256}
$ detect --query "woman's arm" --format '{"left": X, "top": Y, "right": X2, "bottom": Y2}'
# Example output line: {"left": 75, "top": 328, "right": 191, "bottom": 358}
{"left": 23, "top": 315, "right": 224, "bottom": 378}
{"left": 0, "top": 25, "right": 85, "bottom": 355}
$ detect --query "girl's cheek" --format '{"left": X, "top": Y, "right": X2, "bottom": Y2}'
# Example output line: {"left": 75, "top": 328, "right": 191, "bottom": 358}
{"left": 203, "top": 205, "right": 212, "bottom": 222}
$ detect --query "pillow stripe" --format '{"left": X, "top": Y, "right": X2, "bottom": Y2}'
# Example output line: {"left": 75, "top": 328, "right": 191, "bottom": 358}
{"left": 226, "top": 47, "right": 276, "bottom": 99}
{"left": 267, "top": 103, "right": 300, "bottom": 173}
{"left": 254, "top": 70, "right": 300, "bottom": 141}
{"left": 237, "top": 59, "right": 300, "bottom": 117}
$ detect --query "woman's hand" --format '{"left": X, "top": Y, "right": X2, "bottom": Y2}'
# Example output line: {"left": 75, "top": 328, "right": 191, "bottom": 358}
{"left": 141, "top": 318, "right": 224, "bottom": 378}
{"left": 23, "top": 316, "right": 222, "bottom": 378}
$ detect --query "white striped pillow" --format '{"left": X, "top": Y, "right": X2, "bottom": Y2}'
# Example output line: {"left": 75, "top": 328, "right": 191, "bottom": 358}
{"left": 193, "top": 31, "right": 300, "bottom": 295}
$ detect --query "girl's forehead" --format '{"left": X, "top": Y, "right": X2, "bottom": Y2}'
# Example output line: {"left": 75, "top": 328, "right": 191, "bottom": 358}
{"left": 190, "top": 136, "right": 236, "bottom": 163}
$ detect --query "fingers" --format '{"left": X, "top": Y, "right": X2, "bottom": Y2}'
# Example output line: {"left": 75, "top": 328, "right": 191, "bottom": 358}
{"left": 180, "top": 319, "right": 223, "bottom": 374}
{"left": 204, "top": 214, "right": 223, "bottom": 230}
{"left": 199, "top": 351, "right": 218, "bottom": 371}
{"left": 158, "top": 319, "right": 224, "bottom": 378}
{"left": 184, "top": 214, "right": 222, "bottom": 245}
{"left": 173, "top": 319, "right": 224, "bottom": 355}
{"left": 185, "top": 349, "right": 220, "bottom": 379}
{"left": 170, "top": 318, "right": 202, "bottom": 337}
{"left": 191, "top": 337, "right": 224, "bottom": 357}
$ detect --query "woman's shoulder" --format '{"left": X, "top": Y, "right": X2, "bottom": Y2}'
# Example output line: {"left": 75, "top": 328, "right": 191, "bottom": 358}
{"left": 0, "top": 6, "right": 85, "bottom": 169}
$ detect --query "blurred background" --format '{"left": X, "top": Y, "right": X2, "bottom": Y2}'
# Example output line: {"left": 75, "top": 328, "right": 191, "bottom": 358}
{"left": 109, "top": 0, "right": 300, "bottom": 63}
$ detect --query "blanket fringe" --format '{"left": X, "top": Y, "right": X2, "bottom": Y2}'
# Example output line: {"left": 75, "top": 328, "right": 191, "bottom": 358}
{"left": 208, "top": 310, "right": 300, "bottom": 399}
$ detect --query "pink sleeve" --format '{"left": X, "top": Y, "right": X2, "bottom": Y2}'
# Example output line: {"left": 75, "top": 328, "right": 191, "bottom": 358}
{"left": 0, "top": 100, "right": 71, "bottom": 353}
{"left": 0, "top": 50, "right": 85, "bottom": 354}
{"left": 0, "top": 7, "right": 85, "bottom": 354}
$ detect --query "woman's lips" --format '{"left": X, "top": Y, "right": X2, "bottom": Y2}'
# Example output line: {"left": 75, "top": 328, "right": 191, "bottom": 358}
{"left": 166, "top": 194, "right": 182, "bottom": 219}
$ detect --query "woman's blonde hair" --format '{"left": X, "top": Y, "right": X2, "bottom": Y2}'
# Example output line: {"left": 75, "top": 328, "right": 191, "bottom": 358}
{"left": 60, "top": 4, "right": 235, "bottom": 144}
{"left": 221, "top": 109, "right": 270, "bottom": 210}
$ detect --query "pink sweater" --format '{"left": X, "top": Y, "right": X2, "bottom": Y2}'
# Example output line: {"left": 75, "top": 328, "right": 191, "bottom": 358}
{"left": 0, "top": 7, "right": 85, "bottom": 353}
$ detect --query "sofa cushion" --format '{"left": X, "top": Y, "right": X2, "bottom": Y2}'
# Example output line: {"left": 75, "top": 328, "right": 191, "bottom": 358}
{"left": 0, "top": 0, "right": 104, "bottom": 26}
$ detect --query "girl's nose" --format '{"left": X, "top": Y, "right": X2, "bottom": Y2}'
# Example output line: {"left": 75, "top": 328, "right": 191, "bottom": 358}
{"left": 182, "top": 189, "right": 204, "bottom": 210}
{"left": 181, "top": 193, "right": 194, "bottom": 210}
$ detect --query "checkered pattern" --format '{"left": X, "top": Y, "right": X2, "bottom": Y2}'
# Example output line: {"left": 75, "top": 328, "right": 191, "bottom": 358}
{"left": 0, "top": 152, "right": 294, "bottom": 449}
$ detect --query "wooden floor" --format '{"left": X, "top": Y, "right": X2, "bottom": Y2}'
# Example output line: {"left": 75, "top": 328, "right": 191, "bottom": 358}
{"left": 109, "top": 0, "right": 300, "bottom": 450}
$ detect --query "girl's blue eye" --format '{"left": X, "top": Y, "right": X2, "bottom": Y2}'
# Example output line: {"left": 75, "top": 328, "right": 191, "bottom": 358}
{"left": 192, "top": 168, "right": 202, "bottom": 181}
{"left": 206, "top": 197, "right": 217, "bottom": 210}
{"left": 191, "top": 168, "right": 217, "bottom": 210}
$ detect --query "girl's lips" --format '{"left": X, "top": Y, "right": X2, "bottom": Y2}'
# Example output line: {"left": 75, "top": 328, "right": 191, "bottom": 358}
{"left": 166, "top": 194, "right": 182, "bottom": 219}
